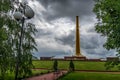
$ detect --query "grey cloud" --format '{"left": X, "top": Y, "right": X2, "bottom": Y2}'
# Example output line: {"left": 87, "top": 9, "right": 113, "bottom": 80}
{"left": 84, "top": 48, "right": 115, "bottom": 57}
{"left": 81, "top": 34, "right": 100, "bottom": 49}
{"left": 38, "top": 0, "right": 95, "bottom": 21}
{"left": 35, "top": 28, "right": 53, "bottom": 38}
{"left": 28, "top": 0, "right": 117, "bottom": 59}
{"left": 87, "top": 27, "right": 96, "bottom": 33}
{"left": 55, "top": 30, "right": 75, "bottom": 47}
{"left": 33, "top": 51, "right": 68, "bottom": 58}
{"left": 54, "top": 28, "right": 100, "bottom": 50}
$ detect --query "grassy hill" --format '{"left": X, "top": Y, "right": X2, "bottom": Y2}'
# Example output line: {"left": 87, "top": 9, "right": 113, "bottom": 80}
{"left": 2, "top": 60, "right": 120, "bottom": 80}
{"left": 32, "top": 60, "right": 119, "bottom": 71}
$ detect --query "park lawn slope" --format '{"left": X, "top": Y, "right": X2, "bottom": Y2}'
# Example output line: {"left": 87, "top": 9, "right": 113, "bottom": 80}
{"left": 32, "top": 60, "right": 118, "bottom": 71}
{"left": 58, "top": 72, "right": 120, "bottom": 80}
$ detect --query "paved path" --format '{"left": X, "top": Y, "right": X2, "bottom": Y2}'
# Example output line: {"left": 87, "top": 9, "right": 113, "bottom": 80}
{"left": 26, "top": 71, "right": 67, "bottom": 80}
{"left": 27, "top": 68, "right": 120, "bottom": 80}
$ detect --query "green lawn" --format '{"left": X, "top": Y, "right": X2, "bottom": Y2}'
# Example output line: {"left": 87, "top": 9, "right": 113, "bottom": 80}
{"left": 1, "top": 60, "right": 119, "bottom": 80}
{"left": 32, "top": 60, "right": 119, "bottom": 71}
{"left": 58, "top": 72, "right": 120, "bottom": 80}
{"left": 0, "top": 69, "right": 50, "bottom": 80}
{"left": 33, "top": 60, "right": 53, "bottom": 69}
{"left": 32, "top": 69, "right": 51, "bottom": 75}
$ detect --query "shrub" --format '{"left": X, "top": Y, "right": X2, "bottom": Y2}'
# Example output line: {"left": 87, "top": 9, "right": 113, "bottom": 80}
{"left": 69, "top": 60, "right": 75, "bottom": 71}
{"left": 53, "top": 60, "right": 58, "bottom": 72}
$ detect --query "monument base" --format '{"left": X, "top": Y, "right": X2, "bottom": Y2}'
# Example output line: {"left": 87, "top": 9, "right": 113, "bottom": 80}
{"left": 64, "top": 56, "right": 86, "bottom": 60}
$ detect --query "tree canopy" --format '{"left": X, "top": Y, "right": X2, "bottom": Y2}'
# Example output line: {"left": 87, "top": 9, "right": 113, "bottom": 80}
{"left": 94, "top": 0, "right": 120, "bottom": 51}
{"left": 93, "top": 0, "right": 120, "bottom": 69}
{"left": 0, "top": 0, "right": 37, "bottom": 79}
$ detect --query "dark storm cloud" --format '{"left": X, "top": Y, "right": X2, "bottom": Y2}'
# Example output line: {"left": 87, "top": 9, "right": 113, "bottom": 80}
{"left": 35, "top": 51, "right": 66, "bottom": 57}
{"left": 28, "top": 0, "right": 117, "bottom": 58}
{"left": 55, "top": 30, "right": 75, "bottom": 47}
{"left": 54, "top": 29, "right": 100, "bottom": 50}
{"left": 81, "top": 34, "right": 100, "bottom": 49}
{"left": 84, "top": 48, "right": 115, "bottom": 56}
{"left": 35, "top": 28, "right": 53, "bottom": 38}
{"left": 37, "top": 0, "right": 95, "bottom": 21}
{"left": 87, "top": 27, "right": 96, "bottom": 33}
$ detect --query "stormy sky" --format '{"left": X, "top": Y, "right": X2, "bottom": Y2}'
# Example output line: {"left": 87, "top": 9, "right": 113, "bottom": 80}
{"left": 25, "top": 0, "right": 116, "bottom": 59}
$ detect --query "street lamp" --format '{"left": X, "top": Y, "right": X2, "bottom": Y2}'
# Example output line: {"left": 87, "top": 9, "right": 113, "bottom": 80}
{"left": 13, "top": 1, "right": 34, "bottom": 80}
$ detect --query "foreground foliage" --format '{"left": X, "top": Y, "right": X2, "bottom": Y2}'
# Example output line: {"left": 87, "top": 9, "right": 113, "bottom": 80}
{"left": 0, "top": 0, "right": 37, "bottom": 79}
{"left": 93, "top": 0, "right": 120, "bottom": 70}
{"left": 0, "top": 0, "right": 14, "bottom": 79}
{"left": 0, "top": 70, "right": 49, "bottom": 80}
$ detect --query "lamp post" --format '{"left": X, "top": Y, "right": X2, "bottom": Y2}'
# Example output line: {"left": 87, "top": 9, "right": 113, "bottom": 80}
{"left": 13, "top": 0, "right": 34, "bottom": 80}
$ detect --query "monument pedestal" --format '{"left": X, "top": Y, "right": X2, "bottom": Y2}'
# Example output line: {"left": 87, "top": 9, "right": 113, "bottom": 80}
{"left": 64, "top": 55, "right": 86, "bottom": 60}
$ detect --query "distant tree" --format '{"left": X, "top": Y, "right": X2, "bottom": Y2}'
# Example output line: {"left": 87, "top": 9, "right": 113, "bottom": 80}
{"left": 53, "top": 60, "right": 58, "bottom": 72}
{"left": 69, "top": 60, "right": 75, "bottom": 71}
{"left": 93, "top": 0, "right": 120, "bottom": 69}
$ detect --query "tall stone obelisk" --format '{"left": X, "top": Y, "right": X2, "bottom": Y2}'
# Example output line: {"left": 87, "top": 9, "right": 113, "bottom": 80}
{"left": 76, "top": 16, "right": 81, "bottom": 56}
{"left": 64, "top": 16, "right": 86, "bottom": 60}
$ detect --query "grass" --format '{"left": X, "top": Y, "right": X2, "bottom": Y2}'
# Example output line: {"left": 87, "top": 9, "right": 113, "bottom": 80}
{"left": 33, "top": 60, "right": 53, "bottom": 69}
{"left": 32, "top": 69, "right": 52, "bottom": 75}
{"left": 32, "top": 60, "right": 119, "bottom": 71}
{"left": 1, "top": 60, "right": 120, "bottom": 80}
{"left": 58, "top": 72, "right": 120, "bottom": 80}
{"left": 0, "top": 69, "right": 50, "bottom": 80}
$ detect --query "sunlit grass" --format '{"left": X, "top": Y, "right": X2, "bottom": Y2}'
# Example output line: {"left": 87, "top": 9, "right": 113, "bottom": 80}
{"left": 0, "top": 69, "right": 51, "bottom": 80}
{"left": 32, "top": 69, "right": 51, "bottom": 75}
{"left": 58, "top": 72, "right": 120, "bottom": 80}
{"left": 32, "top": 60, "right": 119, "bottom": 71}
{"left": 1, "top": 60, "right": 119, "bottom": 80}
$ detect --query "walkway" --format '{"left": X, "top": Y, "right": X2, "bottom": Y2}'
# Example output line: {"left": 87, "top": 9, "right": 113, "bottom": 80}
{"left": 26, "top": 70, "right": 67, "bottom": 80}
{"left": 26, "top": 68, "right": 120, "bottom": 80}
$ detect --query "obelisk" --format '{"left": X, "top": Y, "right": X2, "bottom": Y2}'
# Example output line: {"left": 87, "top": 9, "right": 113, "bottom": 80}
{"left": 64, "top": 16, "right": 86, "bottom": 60}
{"left": 76, "top": 16, "right": 81, "bottom": 56}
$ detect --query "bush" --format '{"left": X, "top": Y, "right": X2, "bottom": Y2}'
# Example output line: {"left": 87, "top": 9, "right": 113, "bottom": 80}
{"left": 69, "top": 60, "right": 75, "bottom": 71}
{"left": 53, "top": 60, "right": 58, "bottom": 72}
